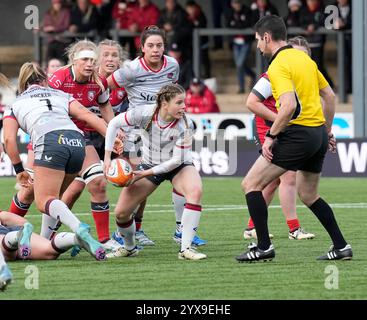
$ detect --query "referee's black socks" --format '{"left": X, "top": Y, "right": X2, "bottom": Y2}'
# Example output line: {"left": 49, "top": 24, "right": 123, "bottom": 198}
{"left": 309, "top": 197, "right": 348, "bottom": 249}
{"left": 245, "top": 191, "right": 272, "bottom": 250}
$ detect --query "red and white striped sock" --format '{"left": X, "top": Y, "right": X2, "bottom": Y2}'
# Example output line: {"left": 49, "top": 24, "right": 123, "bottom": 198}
{"left": 8, "top": 194, "right": 31, "bottom": 217}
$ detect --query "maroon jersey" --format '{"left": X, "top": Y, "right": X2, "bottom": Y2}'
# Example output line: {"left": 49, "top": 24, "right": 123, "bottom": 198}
{"left": 251, "top": 72, "right": 277, "bottom": 144}
{"left": 48, "top": 66, "right": 109, "bottom": 132}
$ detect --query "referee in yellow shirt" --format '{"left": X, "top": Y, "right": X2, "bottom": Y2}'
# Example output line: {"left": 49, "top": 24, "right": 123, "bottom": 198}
{"left": 236, "top": 15, "right": 352, "bottom": 262}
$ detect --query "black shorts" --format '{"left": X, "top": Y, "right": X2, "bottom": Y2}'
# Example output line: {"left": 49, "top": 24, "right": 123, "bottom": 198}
{"left": 137, "top": 163, "right": 194, "bottom": 186}
{"left": 34, "top": 130, "right": 86, "bottom": 174}
{"left": 271, "top": 124, "right": 328, "bottom": 173}
{"left": 84, "top": 131, "right": 105, "bottom": 160}
{"left": 0, "top": 225, "right": 21, "bottom": 235}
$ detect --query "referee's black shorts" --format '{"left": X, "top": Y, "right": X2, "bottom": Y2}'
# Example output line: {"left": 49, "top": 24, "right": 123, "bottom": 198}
{"left": 270, "top": 124, "right": 328, "bottom": 173}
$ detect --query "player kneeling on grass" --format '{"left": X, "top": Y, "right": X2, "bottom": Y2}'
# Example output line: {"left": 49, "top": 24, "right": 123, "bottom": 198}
{"left": 104, "top": 84, "right": 206, "bottom": 260}
{"left": 0, "top": 210, "right": 102, "bottom": 262}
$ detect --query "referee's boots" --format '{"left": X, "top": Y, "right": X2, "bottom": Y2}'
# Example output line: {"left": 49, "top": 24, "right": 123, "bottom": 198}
{"left": 236, "top": 243, "right": 275, "bottom": 262}
{"left": 317, "top": 244, "right": 353, "bottom": 261}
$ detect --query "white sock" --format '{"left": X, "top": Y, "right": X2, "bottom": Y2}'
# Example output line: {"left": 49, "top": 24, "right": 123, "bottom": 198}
{"left": 0, "top": 251, "right": 7, "bottom": 268}
{"left": 41, "top": 214, "right": 61, "bottom": 240}
{"left": 172, "top": 189, "right": 186, "bottom": 231}
{"left": 116, "top": 219, "right": 136, "bottom": 250}
{"left": 3, "top": 231, "right": 19, "bottom": 250}
{"left": 46, "top": 199, "right": 81, "bottom": 232}
{"left": 51, "top": 232, "right": 78, "bottom": 253}
{"left": 180, "top": 203, "right": 201, "bottom": 252}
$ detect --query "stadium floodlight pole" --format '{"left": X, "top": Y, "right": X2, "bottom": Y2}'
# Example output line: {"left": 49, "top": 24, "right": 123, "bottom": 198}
{"left": 352, "top": 0, "right": 367, "bottom": 137}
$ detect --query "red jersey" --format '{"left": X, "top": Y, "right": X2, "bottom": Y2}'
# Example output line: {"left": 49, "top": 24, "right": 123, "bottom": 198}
{"left": 48, "top": 66, "right": 109, "bottom": 132}
{"left": 251, "top": 73, "right": 277, "bottom": 144}
{"left": 110, "top": 87, "right": 128, "bottom": 115}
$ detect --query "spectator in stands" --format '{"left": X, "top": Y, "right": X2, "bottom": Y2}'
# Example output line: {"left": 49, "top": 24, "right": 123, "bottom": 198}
{"left": 185, "top": 78, "right": 220, "bottom": 114}
{"left": 300, "top": 0, "right": 335, "bottom": 88}
{"left": 112, "top": 0, "right": 138, "bottom": 59}
{"left": 225, "top": 0, "right": 256, "bottom": 94}
{"left": 158, "top": 0, "right": 192, "bottom": 60}
{"left": 285, "top": 0, "right": 302, "bottom": 28}
{"left": 210, "top": 0, "right": 231, "bottom": 50}
{"left": 92, "top": 0, "right": 117, "bottom": 38}
{"left": 168, "top": 42, "right": 194, "bottom": 90}
{"left": 250, "top": 0, "right": 278, "bottom": 23}
{"left": 125, "top": 0, "right": 160, "bottom": 57}
{"left": 42, "top": 0, "right": 71, "bottom": 63}
{"left": 334, "top": 0, "right": 352, "bottom": 93}
{"left": 186, "top": 0, "right": 211, "bottom": 79}
{"left": 69, "top": 0, "right": 99, "bottom": 35}
{"left": 46, "top": 58, "right": 64, "bottom": 77}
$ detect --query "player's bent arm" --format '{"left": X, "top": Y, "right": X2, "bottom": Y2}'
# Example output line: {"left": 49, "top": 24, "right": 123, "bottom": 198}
{"left": 319, "top": 85, "right": 336, "bottom": 132}
{"left": 104, "top": 113, "right": 130, "bottom": 152}
{"left": 246, "top": 92, "right": 277, "bottom": 122}
{"left": 3, "top": 117, "right": 22, "bottom": 165}
{"left": 69, "top": 100, "right": 108, "bottom": 137}
{"left": 269, "top": 92, "right": 296, "bottom": 136}
{"left": 99, "top": 100, "right": 115, "bottom": 123}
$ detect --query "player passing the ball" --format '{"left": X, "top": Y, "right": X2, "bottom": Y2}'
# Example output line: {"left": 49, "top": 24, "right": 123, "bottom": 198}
{"left": 104, "top": 84, "right": 207, "bottom": 260}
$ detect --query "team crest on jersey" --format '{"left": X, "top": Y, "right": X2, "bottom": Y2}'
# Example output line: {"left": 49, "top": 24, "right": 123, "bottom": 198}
{"left": 167, "top": 73, "right": 174, "bottom": 79}
{"left": 87, "top": 91, "right": 95, "bottom": 101}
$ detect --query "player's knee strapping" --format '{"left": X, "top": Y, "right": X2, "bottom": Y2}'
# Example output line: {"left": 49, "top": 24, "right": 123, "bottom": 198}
{"left": 81, "top": 163, "right": 104, "bottom": 185}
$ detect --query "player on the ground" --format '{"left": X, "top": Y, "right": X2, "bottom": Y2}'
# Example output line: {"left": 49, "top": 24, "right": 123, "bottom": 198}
{"left": 104, "top": 84, "right": 206, "bottom": 260}
{"left": 107, "top": 26, "right": 207, "bottom": 247}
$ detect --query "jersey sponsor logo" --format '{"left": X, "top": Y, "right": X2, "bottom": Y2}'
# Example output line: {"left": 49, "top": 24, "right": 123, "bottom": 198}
{"left": 88, "top": 91, "right": 95, "bottom": 102}
{"left": 57, "top": 134, "right": 83, "bottom": 147}
{"left": 140, "top": 92, "right": 156, "bottom": 102}
{"left": 167, "top": 72, "right": 174, "bottom": 79}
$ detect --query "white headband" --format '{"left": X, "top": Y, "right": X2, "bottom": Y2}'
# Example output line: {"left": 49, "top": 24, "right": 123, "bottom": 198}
{"left": 73, "top": 50, "right": 97, "bottom": 61}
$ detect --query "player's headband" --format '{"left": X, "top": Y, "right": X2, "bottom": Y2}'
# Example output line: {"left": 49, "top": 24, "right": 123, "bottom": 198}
{"left": 74, "top": 50, "right": 97, "bottom": 61}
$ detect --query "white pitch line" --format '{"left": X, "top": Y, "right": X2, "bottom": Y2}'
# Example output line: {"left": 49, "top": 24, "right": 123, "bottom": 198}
{"left": 23, "top": 203, "right": 367, "bottom": 218}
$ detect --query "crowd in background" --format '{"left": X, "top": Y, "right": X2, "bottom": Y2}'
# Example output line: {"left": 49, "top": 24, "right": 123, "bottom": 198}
{"left": 35, "top": 0, "right": 352, "bottom": 112}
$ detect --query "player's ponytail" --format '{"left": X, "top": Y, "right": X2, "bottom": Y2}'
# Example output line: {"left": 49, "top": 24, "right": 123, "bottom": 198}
{"left": 145, "top": 83, "right": 186, "bottom": 131}
{"left": 18, "top": 62, "right": 47, "bottom": 94}
{"left": 288, "top": 36, "right": 311, "bottom": 56}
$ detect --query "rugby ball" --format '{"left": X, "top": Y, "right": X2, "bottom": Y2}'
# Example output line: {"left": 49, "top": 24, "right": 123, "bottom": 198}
{"left": 106, "top": 159, "right": 133, "bottom": 187}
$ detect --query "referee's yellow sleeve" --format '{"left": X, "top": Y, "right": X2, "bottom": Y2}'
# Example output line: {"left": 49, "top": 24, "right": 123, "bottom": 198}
{"left": 317, "top": 70, "right": 329, "bottom": 90}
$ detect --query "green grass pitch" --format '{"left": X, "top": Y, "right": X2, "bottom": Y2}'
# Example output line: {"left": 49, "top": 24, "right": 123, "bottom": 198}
{"left": 0, "top": 177, "right": 366, "bottom": 300}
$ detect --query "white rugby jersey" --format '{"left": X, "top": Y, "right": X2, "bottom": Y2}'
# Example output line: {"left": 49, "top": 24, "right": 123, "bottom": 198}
{"left": 110, "top": 55, "right": 179, "bottom": 110}
{"left": 4, "top": 85, "right": 80, "bottom": 145}
{"left": 105, "top": 105, "right": 193, "bottom": 175}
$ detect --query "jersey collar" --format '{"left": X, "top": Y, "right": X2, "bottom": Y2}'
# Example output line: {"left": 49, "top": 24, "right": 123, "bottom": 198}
{"left": 268, "top": 45, "right": 293, "bottom": 65}
{"left": 140, "top": 56, "right": 167, "bottom": 73}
